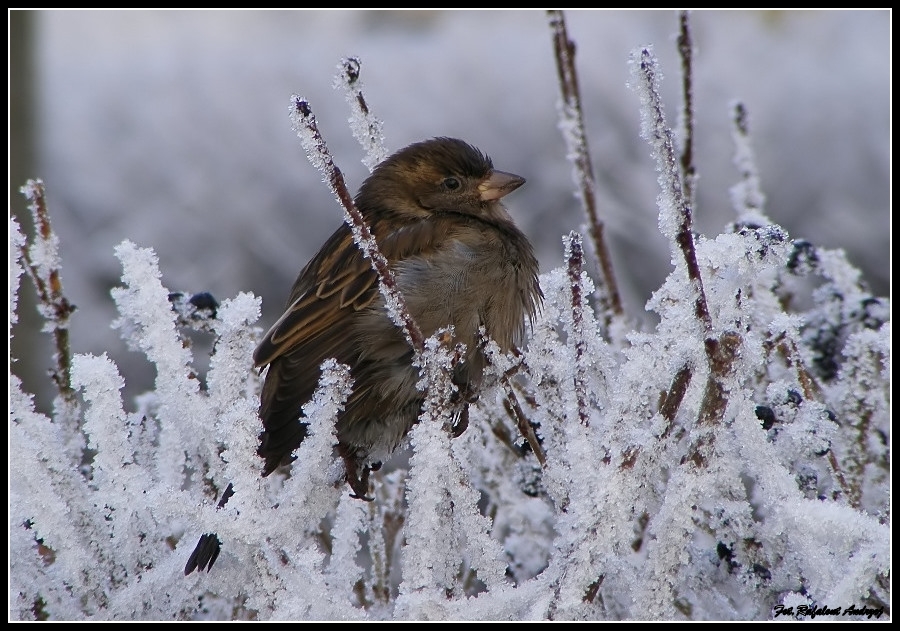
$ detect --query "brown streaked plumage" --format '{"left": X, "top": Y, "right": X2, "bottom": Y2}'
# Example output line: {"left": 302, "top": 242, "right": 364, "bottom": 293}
{"left": 254, "top": 137, "right": 542, "bottom": 498}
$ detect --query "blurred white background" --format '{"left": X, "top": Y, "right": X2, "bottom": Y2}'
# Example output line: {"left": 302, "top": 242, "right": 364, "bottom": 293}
{"left": 10, "top": 10, "right": 890, "bottom": 411}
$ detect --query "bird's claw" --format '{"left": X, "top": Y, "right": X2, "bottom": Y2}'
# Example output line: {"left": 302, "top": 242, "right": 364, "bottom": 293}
{"left": 342, "top": 451, "right": 374, "bottom": 501}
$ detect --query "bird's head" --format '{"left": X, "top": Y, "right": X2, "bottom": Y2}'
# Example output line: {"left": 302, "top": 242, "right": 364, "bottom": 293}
{"left": 355, "top": 137, "right": 525, "bottom": 223}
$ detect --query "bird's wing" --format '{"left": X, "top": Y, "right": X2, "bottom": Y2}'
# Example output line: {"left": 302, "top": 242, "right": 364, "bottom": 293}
{"left": 253, "top": 224, "right": 379, "bottom": 470}
{"left": 255, "top": 217, "right": 459, "bottom": 369}
{"left": 253, "top": 218, "right": 456, "bottom": 474}
{"left": 253, "top": 224, "right": 378, "bottom": 369}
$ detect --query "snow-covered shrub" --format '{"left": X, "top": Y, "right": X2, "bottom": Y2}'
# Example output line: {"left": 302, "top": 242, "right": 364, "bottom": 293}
{"left": 9, "top": 12, "right": 888, "bottom": 621}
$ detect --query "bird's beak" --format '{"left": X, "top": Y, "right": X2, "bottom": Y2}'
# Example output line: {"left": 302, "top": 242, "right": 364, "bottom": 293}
{"left": 478, "top": 169, "right": 525, "bottom": 201}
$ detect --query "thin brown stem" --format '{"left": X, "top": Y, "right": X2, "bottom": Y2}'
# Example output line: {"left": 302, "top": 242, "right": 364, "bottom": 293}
{"left": 548, "top": 10, "right": 623, "bottom": 321}
{"left": 685, "top": 332, "right": 742, "bottom": 468}
{"left": 583, "top": 575, "right": 604, "bottom": 605}
{"left": 677, "top": 11, "right": 697, "bottom": 210}
{"left": 502, "top": 378, "right": 546, "bottom": 467}
{"left": 659, "top": 363, "right": 693, "bottom": 437}
{"left": 18, "top": 179, "right": 77, "bottom": 409}
{"left": 730, "top": 102, "right": 768, "bottom": 218}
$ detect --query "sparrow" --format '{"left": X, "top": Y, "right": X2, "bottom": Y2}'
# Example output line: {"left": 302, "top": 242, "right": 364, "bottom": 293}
{"left": 253, "top": 137, "right": 542, "bottom": 499}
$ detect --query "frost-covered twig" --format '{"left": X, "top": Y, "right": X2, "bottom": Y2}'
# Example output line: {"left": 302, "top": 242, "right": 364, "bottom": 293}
{"left": 183, "top": 291, "right": 261, "bottom": 575}
{"left": 479, "top": 331, "right": 547, "bottom": 466}
{"left": 677, "top": 11, "right": 697, "bottom": 210}
{"left": 290, "top": 96, "right": 425, "bottom": 354}
{"left": 16, "top": 179, "right": 78, "bottom": 413}
{"left": 632, "top": 45, "right": 747, "bottom": 470}
{"left": 398, "top": 332, "right": 509, "bottom": 616}
{"left": 833, "top": 324, "right": 890, "bottom": 511}
{"left": 564, "top": 232, "right": 590, "bottom": 426}
{"left": 10, "top": 374, "right": 111, "bottom": 619}
{"left": 111, "top": 241, "right": 211, "bottom": 488}
{"left": 728, "top": 102, "right": 768, "bottom": 223}
{"left": 631, "top": 47, "right": 712, "bottom": 334}
{"left": 366, "top": 472, "right": 406, "bottom": 606}
{"left": 548, "top": 9, "right": 622, "bottom": 321}
{"left": 334, "top": 56, "right": 389, "bottom": 171}
{"left": 400, "top": 337, "right": 468, "bottom": 602}
{"left": 726, "top": 98, "right": 862, "bottom": 506}
{"left": 325, "top": 493, "right": 368, "bottom": 603}
{"left": 9, "top": 217, "right": 26, "bottom": 329}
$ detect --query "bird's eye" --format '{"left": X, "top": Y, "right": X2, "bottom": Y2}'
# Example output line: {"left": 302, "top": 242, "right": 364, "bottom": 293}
{"left": 442, "top": 177, "right": 461, "bottom": 191}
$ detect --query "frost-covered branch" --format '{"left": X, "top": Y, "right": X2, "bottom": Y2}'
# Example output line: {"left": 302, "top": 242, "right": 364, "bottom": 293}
{"left": 728, "top": 102, "right": 767, "bottom": 223}
{"left": 290, "top": 96, "right": 425, "bottom": 354}
{"left": 333, "top": 56, "right": 389, "bottom": 171}
{"left": 110, "top": 241, "right": 212, "bottom": 487}
{"left": 564, "top": 232, "right": 590, "bottom": 426}
{"left": 16, "top": 179, "right": 78, "bottom": 415}
{"left": 397, "top": 332, "right": 508, "bottom": 617}
{"left": 631, "top": 46, "right": 711, "bottom": 334}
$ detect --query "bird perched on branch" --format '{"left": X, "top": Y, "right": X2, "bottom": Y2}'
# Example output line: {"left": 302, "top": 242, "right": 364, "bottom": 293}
{"left": 253, "top": 137, "right": 542, "bottom": 499}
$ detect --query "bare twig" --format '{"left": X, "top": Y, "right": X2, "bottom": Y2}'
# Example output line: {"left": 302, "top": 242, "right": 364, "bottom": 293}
{"left": 548, "top": 10, "right": 623, "bottom": 321}
{"left": 659, "top": 363, "right": 693, "bottom": 437}
{"left": 583, "top": 575, "right": 604, "bottom": 605}
{"left": 501, "top": 379, "right": 546, "bottom": 467}
{"left": 685, "top": 332, "right": 742, "bottom": 468}
{"left": 290, "top": 97, "right": 425, "bottom": 354}
{"left": 17, "top": 179, "right": 78, "bottom": 410}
